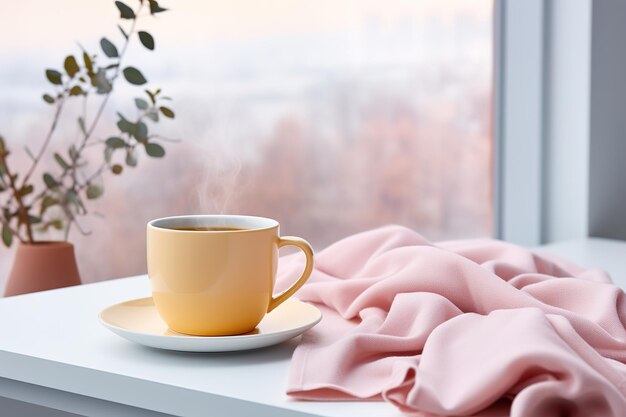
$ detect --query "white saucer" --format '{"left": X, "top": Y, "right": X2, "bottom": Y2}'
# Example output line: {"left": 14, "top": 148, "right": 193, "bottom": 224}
{"left": 99, "top": 297, "right": 322, "bottom": 352}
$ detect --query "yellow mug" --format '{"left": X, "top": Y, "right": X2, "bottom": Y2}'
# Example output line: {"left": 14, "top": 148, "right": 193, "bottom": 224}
{"left": 147, "top": 215, "right": 314, "bottom": 336}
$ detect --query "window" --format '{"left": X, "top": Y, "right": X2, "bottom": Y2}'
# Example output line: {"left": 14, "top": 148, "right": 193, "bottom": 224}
{"left": 0, "top": 0, "right": 493, "bottom": 282}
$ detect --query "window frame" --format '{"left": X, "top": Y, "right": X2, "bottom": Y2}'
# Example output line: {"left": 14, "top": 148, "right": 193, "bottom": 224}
{"left": 494, "top": 0, "right": 596, "bottom": 245}
{"left": 493, "top": 0, "right": 546, "bottom": 246}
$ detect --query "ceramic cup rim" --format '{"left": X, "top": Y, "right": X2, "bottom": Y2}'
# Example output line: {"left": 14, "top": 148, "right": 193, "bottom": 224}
{"left": 147, "top": 214, "right": 279, "bottom": 234}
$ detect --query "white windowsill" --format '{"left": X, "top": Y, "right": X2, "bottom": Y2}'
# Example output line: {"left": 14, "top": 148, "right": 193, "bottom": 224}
{"left": 538, "top": 237, "right": 626, "bottom": 287}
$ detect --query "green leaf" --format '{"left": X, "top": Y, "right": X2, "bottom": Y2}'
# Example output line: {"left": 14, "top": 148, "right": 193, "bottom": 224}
{"left": 123, "top": 67, "right": 147, "bottom": 85}
{"left": 54, "top": 153, "right": 70, "bottom": 170}
{"left": 104, "top": 146, "right": 114, "bottom": 163}
{"left": 68, "top": 145, "right": 79, "bottom": 161}
{"left": 45, "top": 69, "right": 62, "bottom": 85}
{"left": 83, "top": 52, "right": 94, "bottom": 75}
{"left": 86, "top": 184, "right": 103, "bottom": 200}
{"left": 67, "top": 190, "right": 78, "bottom": 202}
{"left": 125, "top": 149, "right": 138, "bottom": 167}
{"left": 66, "top": 190, "right": 82, "bottom": 213}
{"left": 42, "top": 94, "right": 55, "bottom": 104}
{"left": 100, "top": 38, "right": 119, "bottom": 58}
{"left": 63, "top": 55, "right": 80, "bottom": 78}
{"left": 145, "top": 89, "right": 156, "bottom": 104}
{"left": 115, "top": 1, "right": 136, "bottom": 19}
{"left": 144, "top": 142, "right": 165, "bottom": 157}
{"left": 138, "top": 31, "right": 155, "bottom": 50}
{"left": 78, "top": 117, "right": 87, "bottom": 135}
{"left": 50, "top": 219, "right": 63, "bottom": 230}
{"left": 116, "top": 113, "right": 134, "bottom": 134}
{"left": 134, "top": 98, "right": 149, "bottom": 110}
{"left": 145, "top": 110, "right": 159, "bottom": 122}
{"left": 43, "top": 173, "right": 58, "bottom": 188}
{"left": 111, "top": 164, "right": 123, "bottom": 175}
{"left": 117, "top": 120, "right": 135, "bottom": 134}
{"left": 148, "top": 0, "right": 168, "bottom": 14}
{"left": 17, "top": 184, "right": 33, "bottom": 197}
{"left": 134, "top": 121, "right": 148, "bottom": 141}
{"left": 159, "top": 106, "right": 175, "bottom": 119}
{"left": 118, "top": 24, "right": 129, "bottom": 40}
{"left": 2, "top": 224, "right": 12, "bottom": 247}
{"left": 69, "top": 85, "right": 84, "bottom": 96}
{"left": 106, "top": 137, "right": 126, "bottom": 149}
{"left": 28, "top": 215, "right": 42, "bottom": 225}
{"left": 95, "top": 69, "right": 112, "bottom": 94}
{"left": 40, "top": 196, "right": 59, "bottom": 215}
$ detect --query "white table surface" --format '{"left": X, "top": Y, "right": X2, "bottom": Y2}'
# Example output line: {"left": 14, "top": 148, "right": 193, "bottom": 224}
{"left": 0, "top": 277, "right": 399, "bottom": 417}
{"left": 0, "top": 237, "right": 625, "bottom": 417}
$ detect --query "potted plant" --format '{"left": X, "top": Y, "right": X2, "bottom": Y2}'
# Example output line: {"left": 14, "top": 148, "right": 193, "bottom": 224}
{"left": 0, "top": 0, "right": 175, "bottom": 296}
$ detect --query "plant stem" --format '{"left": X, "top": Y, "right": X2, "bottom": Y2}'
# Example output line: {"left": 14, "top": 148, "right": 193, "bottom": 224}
{"left": 75, "top": 5, "right": 141, "bottom": 155}
{"left": 21, "top": 99, "right": 65, "bottom": 188}
{"left": 78, "top": 162, "right": 107, "bottom": 191}
{"left": 64, "top": 218, "right": 72, "bottom": 241}
{"left": 61, "top": 3, "right": 142, "bottom": 241}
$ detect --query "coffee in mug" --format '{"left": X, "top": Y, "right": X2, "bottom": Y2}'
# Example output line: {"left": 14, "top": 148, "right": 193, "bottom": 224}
{"left": 174, "top": 226, "right": 248, "bottom": 232}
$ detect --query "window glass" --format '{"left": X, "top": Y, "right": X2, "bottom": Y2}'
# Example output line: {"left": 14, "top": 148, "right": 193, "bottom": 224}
{"left": 0, "top": 0, "right": 493, "bottom": 283}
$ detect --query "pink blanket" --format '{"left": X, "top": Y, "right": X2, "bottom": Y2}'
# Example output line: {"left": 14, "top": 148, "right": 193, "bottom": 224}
{"left": 276, "top": 226, "right": 626, "bottom": 417}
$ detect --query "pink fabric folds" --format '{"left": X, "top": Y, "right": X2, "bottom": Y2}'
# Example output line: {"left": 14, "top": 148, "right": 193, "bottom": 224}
{"left": 276, "top": 226, "right": 626, "bottom": 417}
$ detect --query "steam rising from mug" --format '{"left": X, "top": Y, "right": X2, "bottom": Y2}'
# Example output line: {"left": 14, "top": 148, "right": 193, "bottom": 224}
{"left": 196, "top": 145, "right": 242, "bottom": 215}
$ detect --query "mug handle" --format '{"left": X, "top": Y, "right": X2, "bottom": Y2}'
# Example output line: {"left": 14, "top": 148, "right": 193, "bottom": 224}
{"left": 268, "top": 236, "right": 314, "bottom": 312}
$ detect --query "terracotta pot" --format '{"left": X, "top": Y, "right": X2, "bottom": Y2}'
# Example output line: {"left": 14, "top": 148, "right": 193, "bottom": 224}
{"left": 4, "top": 242, "right": 81, "bottom": 296}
